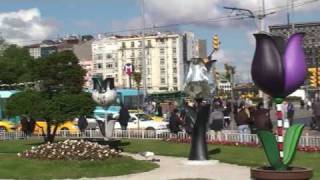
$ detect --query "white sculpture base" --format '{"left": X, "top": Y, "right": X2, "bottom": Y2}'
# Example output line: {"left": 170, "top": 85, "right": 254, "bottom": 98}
{"left": 181, "top": 160, "right": 219, "bottom": 166}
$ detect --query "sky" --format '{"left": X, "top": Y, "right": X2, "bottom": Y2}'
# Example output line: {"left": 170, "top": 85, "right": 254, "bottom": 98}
{"left": 0, "top": 0, "right": 320, "bottom": 83}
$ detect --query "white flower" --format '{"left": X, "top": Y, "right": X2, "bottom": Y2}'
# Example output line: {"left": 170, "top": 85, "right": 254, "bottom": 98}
{"left": 17, "top": 153, "right": 21, "bottom": 157}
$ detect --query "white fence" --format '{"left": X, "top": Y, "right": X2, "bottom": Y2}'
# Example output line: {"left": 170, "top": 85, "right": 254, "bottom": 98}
{"left": 2, "top": 130, "right": 320, "bottom": 148}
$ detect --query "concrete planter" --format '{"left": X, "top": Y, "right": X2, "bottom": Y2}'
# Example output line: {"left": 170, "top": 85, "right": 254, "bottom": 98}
{"left": 251, "top": 167, "right": 313, "bottom": 180}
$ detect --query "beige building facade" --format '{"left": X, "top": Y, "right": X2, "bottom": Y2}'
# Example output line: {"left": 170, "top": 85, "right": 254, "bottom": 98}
{"left": 92, "top": 32, "right": 203, "bottom": 93}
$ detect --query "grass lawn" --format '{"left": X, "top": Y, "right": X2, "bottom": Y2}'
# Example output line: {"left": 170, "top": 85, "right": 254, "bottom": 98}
{"left": 0, "top": 139, "right": 158, "bottom": 180}
{"left": 121, "top": 139, "right": 320, "bottom": 178}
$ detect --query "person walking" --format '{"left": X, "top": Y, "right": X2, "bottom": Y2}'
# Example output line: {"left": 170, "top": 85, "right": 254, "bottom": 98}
{"left": 252, "top": 102, "right": 273, "bottom": 132}
{"left": 118, "top": 104, "right": 130, "bottom": 130}
{"left": 287, "top": 102, "right": 295, "bottom": 125}
{"left": 169, "top": 108, "right": 183, "bottom": 134}
{"left": 312, "top": 98, "right": 320, "bottom": 130}
{"left": 300, "top": 99, "right": 305, "bottom": 109}
{"left": 208, "top": 103, "right": 224, "bottom": 140}
{"left": 236, "top": 102, "right": 251, "bottom": 142}
{"left": 155, "top": 102, "right": 163, "bottom": 117}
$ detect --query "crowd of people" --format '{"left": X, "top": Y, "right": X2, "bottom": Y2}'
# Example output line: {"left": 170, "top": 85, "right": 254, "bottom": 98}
{"left": 116, "top": 96, "right": 320, "bottom": 136}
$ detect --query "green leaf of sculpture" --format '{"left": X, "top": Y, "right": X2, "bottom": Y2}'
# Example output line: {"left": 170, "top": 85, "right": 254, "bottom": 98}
{"left": 283, "top": 124, "right": 304, "bottom": 166}
{"left": 257, "top": 130, "right": 285, "bottom": 170}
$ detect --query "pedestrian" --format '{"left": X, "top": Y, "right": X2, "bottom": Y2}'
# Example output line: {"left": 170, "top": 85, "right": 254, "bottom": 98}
{"left": 118, "top": 104, "right": 130, "bottom": 130}
{"left": 236, "top": 102, "right": 251, "bottom": 142}
{"left": 223, "top": 102, "right": 231, "bottom": 129}
{"left": 300, "top": 99, "right": 305, "bottom": 109}
{"left": 169, "top": 108, "right": 183, "bottom": 134}
{"left": 252, "top": 102, "right": 273, "bottom": 132}
{"left": 208, "top": 102, "right": 224, "bottom": 140}
{"left": 307, "top": 99, "right": 312, "bottom": 111}
{"left": 312, "top": 98, "right": 320, "bottom": 130}
{"left": 287, "top": 101, "right": 295, "bottom": 125}
{"left": 155, "top": 102, "right": 163, "bottom": 117}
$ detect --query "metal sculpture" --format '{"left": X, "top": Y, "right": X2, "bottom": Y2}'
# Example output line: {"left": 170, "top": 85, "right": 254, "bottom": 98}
{"left": 184, "top": 57, "right": 214, "bottom": 160}
{"left": 92, "top": 77, "right": 117, "bottom": 139}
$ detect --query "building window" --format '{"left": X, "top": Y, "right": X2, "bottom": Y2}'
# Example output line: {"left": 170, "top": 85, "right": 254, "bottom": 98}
{"left": 147, "top": 40, "right": 151, "bottom": 47}
{"left": 173, "top": 77, "right": 177, "bottom": 83}
{"left": 172, "top": 38, "right": 177, "bottom": 44}
{"left": 160, "top": 68, "right": 165, "bottom": 73}
{"left": 147, "top": 68, "right": 151, "bottom": 75}
{"left": 172, "top": 47, "right": 176, "bottom": 54}
{"left": 97, "top": 63, "right": 102, "bottom": 69}
{"left": 122, "top": 42, "right": 126, "bottom": 48}
{"left": 106, "top": 63, "right": 113, "bottom": 68}
{"left": 160, "top": 48, "right": 164, "bottom": 54}
{"left": 161, "top": 78, "right": 166, "bottom": 84}
{"left": 173, "top": 67, "right": 177, "bottom": 73}
{"left": 173, "top": 57, "right": 177, "bottom": 64}
{"left": 95, "top": 54, "right": 103, "bottom": 60}
{"left": 131, "top": 41, "right": 135, "bottom": 48}
{"left": 106, "top": 53, "right": 112, "bottom": 59}
{"left": 160, "top": 58, "right": 165, "bottom": 65}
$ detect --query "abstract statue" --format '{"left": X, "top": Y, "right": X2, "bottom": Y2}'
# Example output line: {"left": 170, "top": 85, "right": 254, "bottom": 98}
{"left": 92, "top": 78, "right": 117, "bottom": 106}
{"left": 92, "top": 77, "right": 117, "bottom": 139}
{"left": 184, "top": 57, "right": 214, "bottom": 161}
{"left": 251, "top": 32, "right": 312, "bottom": 179}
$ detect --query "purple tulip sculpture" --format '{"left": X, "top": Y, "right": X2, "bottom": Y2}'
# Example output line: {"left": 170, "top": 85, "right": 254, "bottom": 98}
{"left": 251, "top": 32, "right": 307, "bottom": 170}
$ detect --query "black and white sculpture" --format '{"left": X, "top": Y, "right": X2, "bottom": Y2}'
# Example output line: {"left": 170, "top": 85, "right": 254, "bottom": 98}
{"left": 184, "top": 57, "right": 214, "bottom": 161}
{"left": 92, "top": 77, "right": 117, "bottom": 140}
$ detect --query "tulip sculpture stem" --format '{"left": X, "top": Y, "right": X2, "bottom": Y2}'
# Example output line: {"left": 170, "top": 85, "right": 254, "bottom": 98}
{"left": 275, "top": 101, "right": 284, "bottom": 159}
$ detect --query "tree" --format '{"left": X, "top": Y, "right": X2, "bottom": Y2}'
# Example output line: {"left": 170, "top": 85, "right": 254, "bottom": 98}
{"left": 6, "top": 50, "right": 95, "bottom": 142}
{"left": 36, "top": 50, "right": 85, "bottom": 94}
{"left": 6, "top": 90, "right": 45, "bottom": 135}
{"left": 0, "top": 45, "right": 35, "bottom": 84}
{"left": 41, "top": 92, "right": 96, "bottom": 142}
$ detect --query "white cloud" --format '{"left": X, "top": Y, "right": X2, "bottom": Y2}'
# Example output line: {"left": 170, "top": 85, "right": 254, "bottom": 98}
{"left": 0, "top": 8, "right": 56, "bottom": 45}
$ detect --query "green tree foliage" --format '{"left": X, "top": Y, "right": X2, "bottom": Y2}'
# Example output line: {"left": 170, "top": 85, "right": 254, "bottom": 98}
{"left": 36, "top": 50, "right": 85, "bottom": 94}
{"left": 5, "top": 90, "right": 45, "bottom": 135}
{"left": 5, "top": 90, "right": 45, "bottom": 120}
{"left": 0, "top": 45, "right": 35, "bottom": 84}
{"left": 5, "top": 50, "right": 95, "bottom": 142}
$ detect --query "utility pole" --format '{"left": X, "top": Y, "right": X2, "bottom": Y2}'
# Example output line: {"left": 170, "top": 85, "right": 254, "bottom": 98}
{"left": 140, "top": 0, "right": 147, "bottom": 98}
{"left": 224, "top": 0, "right": 274, "bottom": 109}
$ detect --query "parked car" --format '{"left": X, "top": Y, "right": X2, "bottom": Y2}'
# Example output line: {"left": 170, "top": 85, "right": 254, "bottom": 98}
{"left": 114, "top": 113, "right": 169, "bottom": 131}
{"left": 33, "top": 120, "right": 79, "bottom": 135}
{"left": 0, "top": 120, "right": 17, "bottom": 132}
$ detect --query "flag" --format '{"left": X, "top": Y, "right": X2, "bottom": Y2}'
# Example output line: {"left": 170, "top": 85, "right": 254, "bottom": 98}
{"left": 124, "top": 63, "right": 133, "bottom": 76}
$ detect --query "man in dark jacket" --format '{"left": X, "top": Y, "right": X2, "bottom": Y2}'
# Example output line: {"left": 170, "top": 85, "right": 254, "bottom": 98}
{"left": 253, "top": 102, "right": 272, "bottom": 132}
{"left": 169, "top": 108, "right": 182, "bottom": 134}
{"left": 118, "top": 105, "right": 130, "bottom": 130}
{"left": 236, "top": 102, "right": 251, "bottom": 142}
{"left": 312, "top": 98, "right": 320, "bottom": 130}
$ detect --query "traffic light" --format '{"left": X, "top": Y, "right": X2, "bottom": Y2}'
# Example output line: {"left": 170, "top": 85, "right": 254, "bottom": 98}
{"left": 212, "top": 35, "right": 220, "bottom": 51}
{"left": 308, "top": 68, "right": 318, "bottom": 88}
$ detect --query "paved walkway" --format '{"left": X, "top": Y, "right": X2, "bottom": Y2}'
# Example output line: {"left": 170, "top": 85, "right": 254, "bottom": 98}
{"left": 83, "top": 153, "right": 251, "bottom": 180}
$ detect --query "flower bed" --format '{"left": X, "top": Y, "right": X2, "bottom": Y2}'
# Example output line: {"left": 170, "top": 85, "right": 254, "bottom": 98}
{"left": 163, "top": 138, "right": 320, "bottom": 153}
{"left": 18, "top": 139, "right": 121, "bottom": 160}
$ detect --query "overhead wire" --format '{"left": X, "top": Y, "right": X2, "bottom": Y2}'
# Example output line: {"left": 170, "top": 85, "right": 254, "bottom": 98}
{"left": 2, "top": 0, "right": 319, "bottom": 45}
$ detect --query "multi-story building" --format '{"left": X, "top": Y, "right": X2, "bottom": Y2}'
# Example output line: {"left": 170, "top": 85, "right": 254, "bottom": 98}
{"left": 92, "top": 32, "right": 201, "bottom": 93}
{"left": 269, "top": 21, "right": 320, "bottom": 68}
{"left": 74, "top": 40, "right": 94, "bottom": 89}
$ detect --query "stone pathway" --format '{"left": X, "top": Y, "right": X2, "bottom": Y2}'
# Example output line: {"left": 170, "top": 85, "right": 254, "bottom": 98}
{"left": 80, "top": 153, "right": 251, "bottom": 180}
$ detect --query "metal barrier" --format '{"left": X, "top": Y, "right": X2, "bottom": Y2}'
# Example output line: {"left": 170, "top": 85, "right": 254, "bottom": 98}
{"left": 2, "top": 130, "right": 320, "bottom": 148}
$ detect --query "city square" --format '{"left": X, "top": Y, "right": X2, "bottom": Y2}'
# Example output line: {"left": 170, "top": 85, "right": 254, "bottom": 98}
{"left": 0, "top": 0, "right": 320, "bottom": 179}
